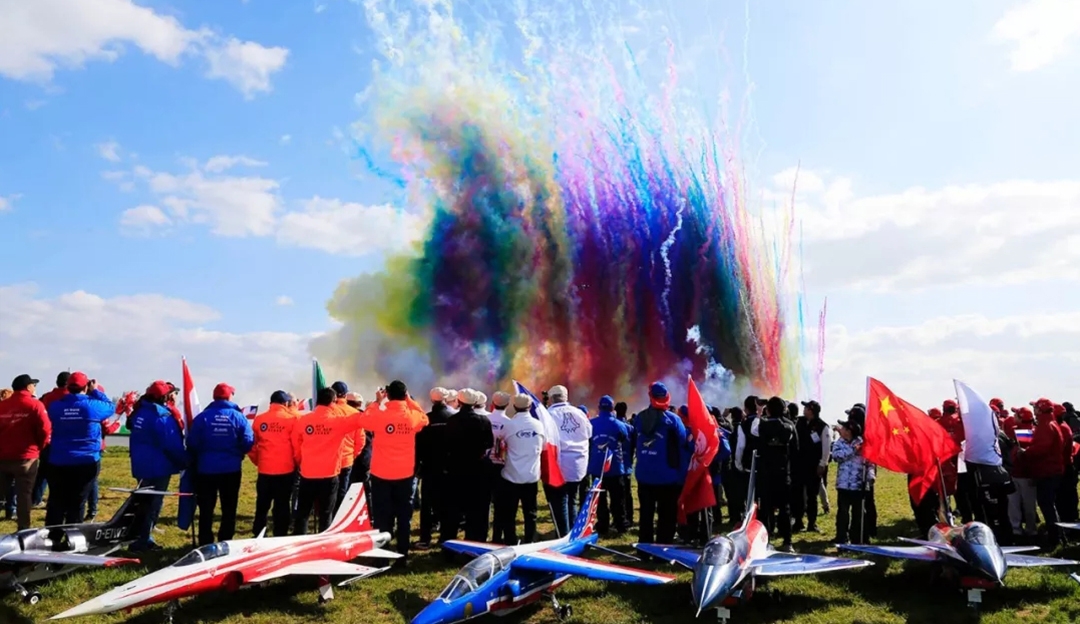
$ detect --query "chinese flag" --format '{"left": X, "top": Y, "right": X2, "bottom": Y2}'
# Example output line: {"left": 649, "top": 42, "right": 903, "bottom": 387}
{"left": 863, "top": 377, "right": 960, "bottom": 503}
{"left": 677, "top": 376, "right": 721, "bottom": 524}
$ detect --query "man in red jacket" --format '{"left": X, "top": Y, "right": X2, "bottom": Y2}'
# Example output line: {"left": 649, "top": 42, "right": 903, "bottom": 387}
{"left": 1026, "top": 398, "right": 1065, "bottom": 547}
{"left": 0, "top": 374, "right": 52, "bottom": 529}
{"left": 1054, "top": 403, "right": 1079, "bottom": 523}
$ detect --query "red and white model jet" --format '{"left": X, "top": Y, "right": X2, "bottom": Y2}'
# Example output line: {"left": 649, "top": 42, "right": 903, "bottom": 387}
{"left": 52, "top": 484, "right": 398, "bottom": 622}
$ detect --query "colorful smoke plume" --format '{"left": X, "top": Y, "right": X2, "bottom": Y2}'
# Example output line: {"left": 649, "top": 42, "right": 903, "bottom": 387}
{"left": 326, "top": 0, "right": 814, "bottom": 401}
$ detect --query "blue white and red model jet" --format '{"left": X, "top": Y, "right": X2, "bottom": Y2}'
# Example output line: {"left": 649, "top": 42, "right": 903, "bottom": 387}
{"left": 634, "top": 452, "right": 872, "bottom": 622}
{"left": 412, "top": 456, "right": 675, "bottom": 624}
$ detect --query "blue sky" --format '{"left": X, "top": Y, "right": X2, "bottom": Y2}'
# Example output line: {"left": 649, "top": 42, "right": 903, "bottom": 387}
{"left": 2, "top": 0, "right": 1079, "bottom": 411}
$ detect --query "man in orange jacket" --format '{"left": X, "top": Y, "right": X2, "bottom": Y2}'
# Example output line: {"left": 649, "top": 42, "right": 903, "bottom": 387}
{"left": 356, "top": 380, "right": 428, "bottom": 559}
{"left": 249, "top": 391, "right": 299, "bottom": 537}
{"left": 292, "top": 387, "right": 365, "bottom": 534}
{"left": 330, "top": 381, "right": 364, "bottom": 514}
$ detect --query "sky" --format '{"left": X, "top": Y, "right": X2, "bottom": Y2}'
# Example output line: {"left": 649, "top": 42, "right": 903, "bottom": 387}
{"left": 2, "top": 0, "right": 1079, "bottom": 417}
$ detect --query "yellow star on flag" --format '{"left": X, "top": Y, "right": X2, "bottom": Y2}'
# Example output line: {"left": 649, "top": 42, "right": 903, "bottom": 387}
{"left": 880, "top": 395, "right": 896, "bottom": 417}
{"left": 904, "top": 426, "right": 910, "bottom": 433}
{"left": 892, "top": 428, "right": 899, "bottom": 435}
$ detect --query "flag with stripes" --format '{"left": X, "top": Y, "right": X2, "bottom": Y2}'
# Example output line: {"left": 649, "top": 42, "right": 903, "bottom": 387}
{"left": 241, "top": 405, "right": 259, "bottom": 419}
{"left": 513, "top": 380, "right": 565, "bottom": 488}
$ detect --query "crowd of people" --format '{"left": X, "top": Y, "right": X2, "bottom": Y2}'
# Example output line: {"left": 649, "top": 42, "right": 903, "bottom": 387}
{"left": 1, "top": 371, "right": 1078, "bottom": 559}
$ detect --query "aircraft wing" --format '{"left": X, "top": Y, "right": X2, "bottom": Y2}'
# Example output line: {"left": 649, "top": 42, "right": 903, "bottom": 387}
{"left": 752, "top": 553, "right": 872, "bottom": 577}
{"left": 0, "top": 551, "right": 140, "bottom": 567}
{"left": 246, "top": 560, "right": 390, "bottom": 584}
{"left": 441, "top": 540, "right": 505, "bottom": 558}
{"left": 1005, "top": 553, "right": 1079, "bottom": 567}
{"left": 632, "top": 544, "right": 701, "bottom": 569}
{"left": 837, "top": 544, "right": 938, "bottom": 562}
{"left": 896, "top": 537, "right": 965, "bottom": 562}
{"left": 1001, "top": 546, "right": 1041, "bottom": 554}
{"left": 512, "top": 551, "right": 675, "bottom": 584}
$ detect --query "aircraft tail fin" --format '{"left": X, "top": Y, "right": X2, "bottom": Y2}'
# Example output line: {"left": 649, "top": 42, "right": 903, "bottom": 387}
{"left": 102, "top": 486, "right": 182, "bottom": 533}
{"left": 568, "top": 452, "right": 610, "bottom": 541}
{"left": 740, "top": 451, "right": 759, "bottom": 531}
{"left": 324, "top": 483, "right": 373, "bottom": 534}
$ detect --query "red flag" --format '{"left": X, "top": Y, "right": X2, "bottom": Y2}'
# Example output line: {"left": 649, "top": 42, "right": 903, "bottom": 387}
{"left": 863, "top": 377, "right": 960, "bottom": 503}
{"left": 182, "top": 357, "right": 201, "bottom": 434}
{"left": 677, "top": 376, "right": 721, "bottom": 523}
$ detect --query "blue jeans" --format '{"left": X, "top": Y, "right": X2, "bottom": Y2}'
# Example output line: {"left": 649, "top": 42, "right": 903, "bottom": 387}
{"left": 543, "top": 480, "right": 583, "bottom": 537}
{"left": 32, "top": 446, "right": 49, "bottom": 506}
{"left": 1036, "top": 475, "right": 1062, "bottom": 545}
{"left": 132, "top": 476, "right": 172, "bottom": 549}
{"left": 80, "top": 464, "right": 100, "bottom": 520}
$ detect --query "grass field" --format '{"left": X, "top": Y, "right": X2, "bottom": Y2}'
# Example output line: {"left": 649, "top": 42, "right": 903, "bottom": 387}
{"left": 4, "top": 449, "right": 1080, "bottom": 624}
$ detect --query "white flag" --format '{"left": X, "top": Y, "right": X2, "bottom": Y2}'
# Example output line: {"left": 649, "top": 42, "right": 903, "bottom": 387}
{"left": 954, "top": 379, "right": 1002, "bottom": 466}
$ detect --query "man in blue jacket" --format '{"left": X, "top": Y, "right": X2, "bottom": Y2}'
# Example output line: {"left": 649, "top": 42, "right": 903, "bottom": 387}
{"left": 188, "top": 383, "right": 253, "bottom": 546}
{"left": 128, "top": 380, "right": 188, "bottom": 551}
{"left": 633, "top": 382, "right": 690, "bottom": 545}
{"left": 588, "top": 395, "right": 632, "bottom": 535}
{"left": 45, "top": 372, "right": 114, "bottom": 526}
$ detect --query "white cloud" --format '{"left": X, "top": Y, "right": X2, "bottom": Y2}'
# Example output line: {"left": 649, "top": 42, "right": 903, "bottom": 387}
{"left": 119, "top": 204, "right": 171, "bottom": 234}
{"left": 0, "top": 0, "right": 288, "bottom": 98}
{"left": 771, "top": 170, "right": 1080, "bottom": 292}
{"left": 203, "top": 154, "right": 267, "bottom": 173}
{"left": 96, "top": 140, "right": 121, "bottom": 162}
{"left": 0, "top": 283, "right": 315, "bottom": 406}
{"left": 279, "top": 134, "right": 292, "bottom": 145}
{"left": 110, "top": 158, "right": 426, "bottom": 254}
{"left": 276, "top": 295, "right": 294, "bottom": 306}
{"left": 203, "top": 37, "right": 289, "bottom": 99}
{"left": 126, "top": 158, "right": 282, "bottom": 237}
{"left": 276, "top": 196, "right": 426, "bottom": 256}
{"left": 24, "top": 99, "right": 46, "bottom": 111}
{"left": 0, "top": 196, "right": 12, "bottom": 212}
{"left": 823, "top": 310, "right": 1080, "bottom": 415}
{"left": 990, "top": 0, "right": 1080, "bottom": 71}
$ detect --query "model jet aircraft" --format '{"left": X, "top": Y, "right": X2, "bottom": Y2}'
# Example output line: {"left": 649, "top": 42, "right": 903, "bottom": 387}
{"left": 53, "top": 483, "right": 398, "bottom": 622}
{"left": 635, "top": 452, "right": 872, "bottom": 622}
{"left": 0, "top": 487, "right": 175, "bottom": 605}
{"left": 841, "top": 499, "right": 1077, "bottom": 607}
{"left": 411, "top": 456, "right": 675, "bottom": 624}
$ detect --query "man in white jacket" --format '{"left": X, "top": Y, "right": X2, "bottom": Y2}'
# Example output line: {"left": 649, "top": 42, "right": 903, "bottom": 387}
{"left": 492, "top": 394, "right": 546, "bottom": 544}
{"left": 545, "top": 384, "right": 592, "bottom": 536}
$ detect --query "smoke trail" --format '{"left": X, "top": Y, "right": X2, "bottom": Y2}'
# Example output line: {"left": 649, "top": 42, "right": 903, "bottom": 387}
{"left": 320, "top": 0, "right": 810, "bottom": 401}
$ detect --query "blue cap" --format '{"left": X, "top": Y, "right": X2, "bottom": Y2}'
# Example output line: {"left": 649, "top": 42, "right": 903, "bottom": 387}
{"left": 649, "top": 382, "right": 668, "bottom": 399}
{"left": 599, "top": 395, "right": 615, "bottom": 410}
{"left": 331, "top": 381, "right": 349, "bottom": 395}
{"left": 270, "top": 390, "right": 290, "bottom": 404}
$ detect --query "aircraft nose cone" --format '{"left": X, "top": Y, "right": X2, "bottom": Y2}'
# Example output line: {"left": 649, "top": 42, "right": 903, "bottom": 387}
{"left": 51, "top": 595, "right": 114, "bottom": 620}
{"left": 692, "top": 565, "right": 735, "bottom": 617}
{"left": 973, "top": 546, "right": 1007, "bottom": 586}
{"left": 410, "top": 600, "right": 453, "bottom": 624}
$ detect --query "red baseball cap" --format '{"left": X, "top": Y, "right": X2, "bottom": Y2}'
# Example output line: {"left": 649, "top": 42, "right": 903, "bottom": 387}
{"left": 1054, "top": 403, "right": 1067, "bottom": 417}
{"left": 145, "top": 380, "right": 171, "bottom": 399}
{"left": 213, "top": 383, "right": 235, "bottom": 400}
{"left": 943, "top": 399, "right": 958, "bottom": 410}
{"left": 989, "top": 397, "right": 1004, "bottom": 409}
{"left": 68, "top": 371, "right": 90, "bottom": 387}
{"left": 1030, "top": 398, "right": 1054, "bottom": 413}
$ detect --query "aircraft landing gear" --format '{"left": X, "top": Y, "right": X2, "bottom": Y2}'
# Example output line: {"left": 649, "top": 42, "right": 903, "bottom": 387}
{"left": 12, "top": 581, "right": 41, "bottom": 605}
{"left": 317, "top": 576, "right": 334, "bottom": 604}
{"left": 163, "top": 599, "right": 180, "bottom": 624}
{"left": 549, "top": 592, "right": 573, "bottom": 620}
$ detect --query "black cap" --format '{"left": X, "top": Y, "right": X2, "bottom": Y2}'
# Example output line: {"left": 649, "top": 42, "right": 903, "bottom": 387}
{"left": 838, "top": 419, "right": 863, "bottom": 438}
{"left": 331, "top": 381, "right": 349, "bottom": 395}
{"left": 12, "top": 374, "right": 39, "bottom": 391}
{"left": 801, "top": 400, "right": 821, "bottom": 414}
{"left": 270, "top": 390, "right": 290, "bottom": 405}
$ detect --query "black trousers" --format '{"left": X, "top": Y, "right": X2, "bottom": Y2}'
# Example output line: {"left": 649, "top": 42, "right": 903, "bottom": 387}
{"left": 293, "top": 476, "right": 338, "bottom": 535}
{"left": 487, "top": 464, "right": 507, "bottom": 543}
{"left": 982, "top": 482, "right": 1014, "bottom": 546}
{"left": 791, "top": 466, "right": 821, "bottom": 529}
{"left": 1057, "top": 465, "right": 1079, "bottom": 523}
{"left": 726, "top": 470, "right": 748, "bottom": 526}
{"left": 195, "top": 471, "right": 242, "bottom": 546}
{"left": 956, "top": 472, "right": 982, "bottom": 523}
{"left": 759, "top": 474, "right": 792, "bottom": 542}
{"left": 44, "top": 461, "right": 98, "bottom": 526}
{"left": 419, "top": 472, "right": 449, "bottom": 543}
{"left": 372, "top": 475, "right": 414, "bottom": 555}
{"left": 443, "top": 471, "right": 490, "bottom": 542}
{"left": 911, "top": 484, "right": 940, "bottom": 537}
{"left": 493, "top": 478, "right": 539, "bottom": 544}
{"left": 595, "top": 473, "right": 628, "bottom": 533}
{"left": 864, "top": 481, "right": 878, "bottom": 539}
{"left": 637, "top": 482, "right": 680, "bottom": 544}
{"left": 622, "top": 475, "right": 635, "bottom": 526}
{"left": 835, "top": 488, "right": 865, "bottom": 544}
{"left": 253, "top": 473, "right": 294, "bottom": 537}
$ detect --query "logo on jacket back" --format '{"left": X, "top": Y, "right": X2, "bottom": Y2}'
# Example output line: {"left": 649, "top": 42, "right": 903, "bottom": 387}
{"left": 560, "top": 415, "right": 580, "bottom": 434}
{"left": 260, "top": 423, "right": 269, "bottom": 432}
{"left": 305, "top": 425, "right": 315, "bottom": 435}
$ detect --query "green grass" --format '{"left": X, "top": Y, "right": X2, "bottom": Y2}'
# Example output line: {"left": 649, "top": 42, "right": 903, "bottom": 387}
{"left": 4, "top": 449, "right": 1080, "bottom": 623}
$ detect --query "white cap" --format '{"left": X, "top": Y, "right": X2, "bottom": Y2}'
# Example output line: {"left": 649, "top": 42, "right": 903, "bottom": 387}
{"left": 430, "top": 387, "right": 447, "bottom": 402}
{"left": 511, "top": 393, "right": 533, "bottom": 413}
{"left": 475, "top": 391, "right": 488, "bottom": 408}
{"left": 456, "top": 388, "right": 481, "bottom": 408}
{"left": 492, "top": 391, "right": 511, "bottom": 409}
{"left": 345, "top": 392, "right": 364, "bottom": 404}
{"left": 548, "top": 385, "right": 568, "bottom": 401}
